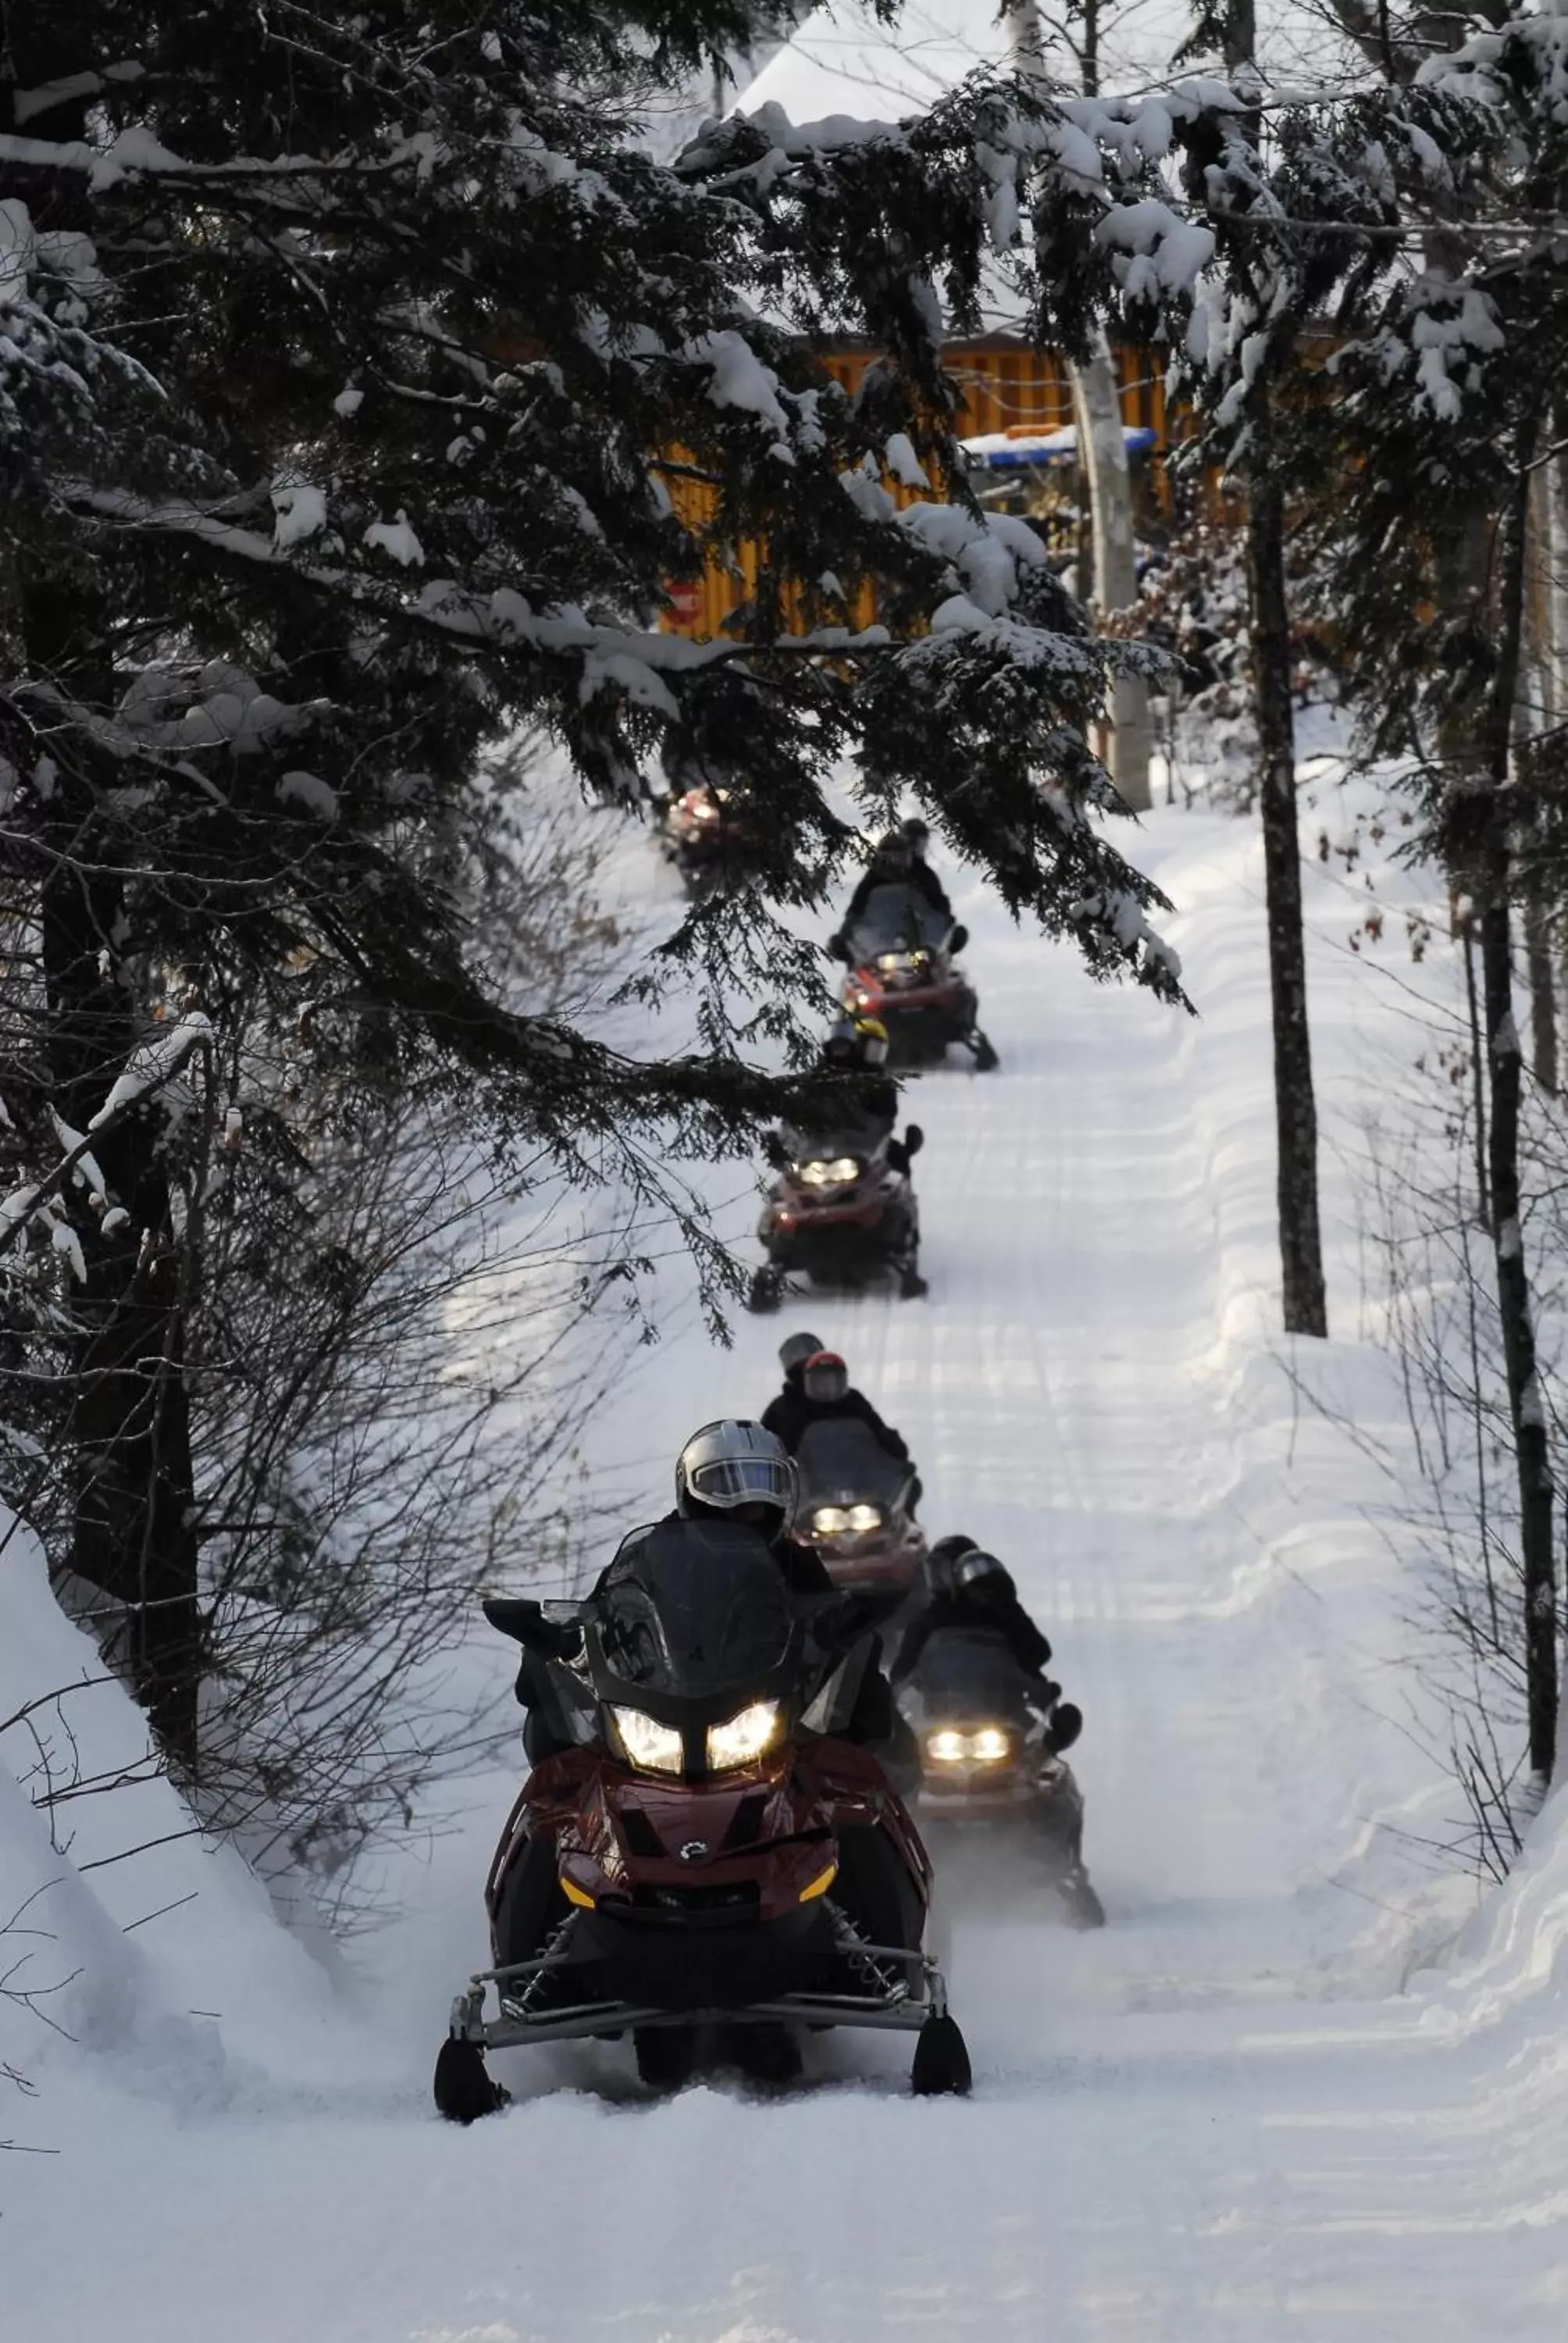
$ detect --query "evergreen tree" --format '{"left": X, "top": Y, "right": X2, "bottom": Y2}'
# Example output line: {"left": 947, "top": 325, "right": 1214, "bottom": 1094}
{"left": 2, "top": 3, "right": 1188, "bottom": 1770}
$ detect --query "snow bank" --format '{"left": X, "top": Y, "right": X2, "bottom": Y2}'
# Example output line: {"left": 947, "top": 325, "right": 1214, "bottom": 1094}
{"left": 1418, "top": 1777, "right": 1568, "bottom": 2037}
{"left": 0, "top": 1510, "right": 333, "bottom": 2125}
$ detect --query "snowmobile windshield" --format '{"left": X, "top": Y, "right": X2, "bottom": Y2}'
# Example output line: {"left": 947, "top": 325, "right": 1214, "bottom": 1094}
{"left": 591, "top": 1520, "right": 796, "bottom": 1701}
{"left": 907, "top": 1625, "right": 1035, "bottom": 1722}
{"left": 779, "top": 1116, "right": 886, "bottom": 1172}
{"left": 795, "top": 1418, "right": 907, "bottom": 1511}
{"left": 847, "top": 885, "right": 950, "bottom": 959}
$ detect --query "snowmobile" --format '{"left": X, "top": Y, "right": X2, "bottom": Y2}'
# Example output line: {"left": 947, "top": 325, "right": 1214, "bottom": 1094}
{"left": 660, "top": 783, "right": 756, "bottom": 894}
{"left": 836, "top": 884, "right": 998, "bottom": 1072}
{"left": 793, "top": 1417, "right": 927, "bottom": 1600}
{"left": 433, "top": 1521, "right": 971, "bottom": 2119}
{"left": 896, "top": 1624, "right": 1104, "bottom": 1928}
{"left": 748, "top": 1115, "right": 925, "bottom": 1311}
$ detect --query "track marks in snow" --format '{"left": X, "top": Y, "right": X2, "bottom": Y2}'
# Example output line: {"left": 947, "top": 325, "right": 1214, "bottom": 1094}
{"left": 18, "top": 789, "right": 1562, "bottom": 2343}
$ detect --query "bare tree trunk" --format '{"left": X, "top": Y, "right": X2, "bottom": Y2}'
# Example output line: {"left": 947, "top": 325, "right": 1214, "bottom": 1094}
{"left": 1480, "top": 443, "right": 1557, "bottom": 1785}
{"left": 1216, "top": 7, "right": 1327, "bottom": 1336}
{"left": 1518, "top": 466, "right": 1559, "bottom": 1091}
{"left": 1544, "top": 409, "right": 1568, "bottom": 1070}
{"left": 1249, "top": 452, "right": 1327, "bottom": 1336}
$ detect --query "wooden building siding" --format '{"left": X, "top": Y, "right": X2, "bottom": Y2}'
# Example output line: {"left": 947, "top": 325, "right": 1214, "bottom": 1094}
{"left": 659, "top": 339, "right": 1177, "bottom": 641}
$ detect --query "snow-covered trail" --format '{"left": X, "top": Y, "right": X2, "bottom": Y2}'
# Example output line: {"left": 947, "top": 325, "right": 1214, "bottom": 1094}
{"left": 10, "top": 781, "right": 1568, "bottom": 2341}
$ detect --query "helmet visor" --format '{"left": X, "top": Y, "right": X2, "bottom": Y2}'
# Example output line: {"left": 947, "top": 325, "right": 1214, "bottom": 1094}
{"left": 687, "top": 1453, "right": 796, "bottom": 1510}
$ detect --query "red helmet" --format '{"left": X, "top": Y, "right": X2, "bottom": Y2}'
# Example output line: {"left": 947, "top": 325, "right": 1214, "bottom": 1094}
{"left": 803, "top": 1349, "right": 850, "bottom": 1403}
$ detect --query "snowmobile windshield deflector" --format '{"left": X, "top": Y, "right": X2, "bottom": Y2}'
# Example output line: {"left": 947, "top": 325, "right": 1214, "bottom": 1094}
{"left": 795, "top": 1418, "right": 909, "bottom": 1510}
{"left": 591, "top": 1528, "right": 796, "bottom": 1704}
{"left": 907, "top": 1627, "right": 1038, "bottom": 1724}
{"left": 847, "top": 884, "right": 952, "bottom": 958}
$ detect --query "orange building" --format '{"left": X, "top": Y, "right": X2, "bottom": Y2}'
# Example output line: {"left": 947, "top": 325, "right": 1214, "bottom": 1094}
{"left": 660, "top": 337, "right": 1178, "bottom": 640}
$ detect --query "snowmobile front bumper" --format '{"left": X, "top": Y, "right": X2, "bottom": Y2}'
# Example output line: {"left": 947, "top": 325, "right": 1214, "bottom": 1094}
{"left": 449, "top": 1936, "right": 948, "bottom": 2054}
{"left": 880, "top": 1005, "right": 965, "bottom": 1065}
{"left": 761, "top": 1218, "right": 907, "bottom": 1281}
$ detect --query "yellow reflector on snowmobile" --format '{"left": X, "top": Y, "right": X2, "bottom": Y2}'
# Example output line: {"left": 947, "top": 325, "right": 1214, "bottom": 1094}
{"left": 560, "top": 1875, "right": 597, "bottom": 1909}
{"left": 799, "top": 1863, "right": 838, "bottom": 1903}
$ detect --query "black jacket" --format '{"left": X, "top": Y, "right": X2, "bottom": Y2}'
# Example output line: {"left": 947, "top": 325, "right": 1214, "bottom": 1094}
{"left": 761, "top": 1384, "right": 910, "bottom": 1464}
{"left": 891, "top": 1589, "right": 1052, "bottom": 1686}
{"left": 844, "top": 859, "right": 951, "bottom": 929}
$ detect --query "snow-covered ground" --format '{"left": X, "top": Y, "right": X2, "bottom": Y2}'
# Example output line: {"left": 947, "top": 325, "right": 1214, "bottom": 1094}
{"left": 7, "top": 755, "right": 1568, "bottom": 2339}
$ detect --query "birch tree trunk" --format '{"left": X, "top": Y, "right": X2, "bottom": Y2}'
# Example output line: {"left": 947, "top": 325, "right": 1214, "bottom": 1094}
{"left": 1070, "top": 342, "right": 1153, "bottom": 811}
{"left": 1010, "top": 0, "right": 1150, "bottom": 811}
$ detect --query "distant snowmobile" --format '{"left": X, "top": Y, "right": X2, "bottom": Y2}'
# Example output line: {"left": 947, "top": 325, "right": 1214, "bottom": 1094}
{"left": 895, "top": 1622, "right": 1104, "bottom": 1928}
{"left": 835, "top": 884, "right": 998, "bottom": 1072}
{"left": 432, "top": 1521, "right": 971, "bottom": 2117}
{"left": 792, "top": 1416, "right": 927, "bottom": 1601}
{"left": 659, "top": 783, "right": 758, "bottom": 894}
{"left": 749, "top": 1111, "right": 926, "bottom": 1310}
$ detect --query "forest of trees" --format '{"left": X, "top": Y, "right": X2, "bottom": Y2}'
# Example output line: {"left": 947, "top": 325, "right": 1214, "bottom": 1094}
{"left": 5, "top": 0, "right": 1568, "bottom": 1897}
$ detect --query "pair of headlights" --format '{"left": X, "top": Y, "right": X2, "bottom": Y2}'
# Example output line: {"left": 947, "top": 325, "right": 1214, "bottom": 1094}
{"left": 925, "top": 1725, "right": 1012, "bottom": 1766}
{"left": 796, "top": 1157, "right": 862, "bottom": 1186}
{"left": 811, "top": 1502, "right": 883, "bottom": 1536}
{"left": 611, "top": 1698, "right": 780, "bottom": 1776}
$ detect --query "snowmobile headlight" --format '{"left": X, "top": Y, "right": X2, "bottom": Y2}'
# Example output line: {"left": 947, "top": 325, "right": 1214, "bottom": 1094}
{"left": 798, "top": 1157, "right": 860, "bottom": 1186}
{"left": 706, "top": 1699, "right": 782, "bottom": 1771}
{"left": 813, "top": 1505, "right": 850, "bottom": 1535}
{"left": 611, "top": 1706, "right": 684, "bottom": 1775}
{"left": 844, "top": 1503, "right": 883, "bottom": 1535}
{"left": 927, "top": 1728, "right": 969, "bottom": 1764}
{"left": 971, "top": 1726, "right": 1011, "bottom": 1763}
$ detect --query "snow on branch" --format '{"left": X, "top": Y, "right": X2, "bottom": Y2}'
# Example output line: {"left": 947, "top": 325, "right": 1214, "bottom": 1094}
{"left": 1, "top": 1019, "right": 212, "bottom": 1273}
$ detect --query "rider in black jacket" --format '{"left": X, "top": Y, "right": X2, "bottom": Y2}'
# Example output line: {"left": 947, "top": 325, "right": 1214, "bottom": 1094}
{"left": 836, "top": 827, "right": 951, "bottom": 944}
{"left": 892, "top": 1546, "right": 1057, "bottom": 1690}
{"left": 517, "top": 1421, "right": 912, "bottom": 1773}
{"left": 761, "top": 1344, "right": 911, "bottom": 1465}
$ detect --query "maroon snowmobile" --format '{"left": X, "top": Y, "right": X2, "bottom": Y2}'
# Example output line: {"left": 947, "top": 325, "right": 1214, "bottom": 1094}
{"left": 433, "top": 1520, "right": 971, "bottom": 2119}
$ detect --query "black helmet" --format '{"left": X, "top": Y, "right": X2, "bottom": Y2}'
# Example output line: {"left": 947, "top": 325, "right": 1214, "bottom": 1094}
{"left": 779, "top": 1329, "right": 825, "bottom": 1377}
{"left": 802, "top": 1348, "right": 850, "bottom": 1403}
{"left": 901, "top": 815, "right": 931, "bottom": 853}
{"left": 925, "top": 1532, "right": 976, "bottom": 1595}
{"left": 953, "top": 1550, "right": 1014, "bottom": 1603}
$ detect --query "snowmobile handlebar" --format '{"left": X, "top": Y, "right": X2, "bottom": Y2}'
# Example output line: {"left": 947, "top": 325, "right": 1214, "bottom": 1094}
{"left": 482, "top": 1596, "right": 581, "bottom": 1659}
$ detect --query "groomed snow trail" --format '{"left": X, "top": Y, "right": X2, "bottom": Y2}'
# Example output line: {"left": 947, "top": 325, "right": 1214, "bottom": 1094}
{"left": 9, "top": 783, "right": 1568, "bottom": 2340}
